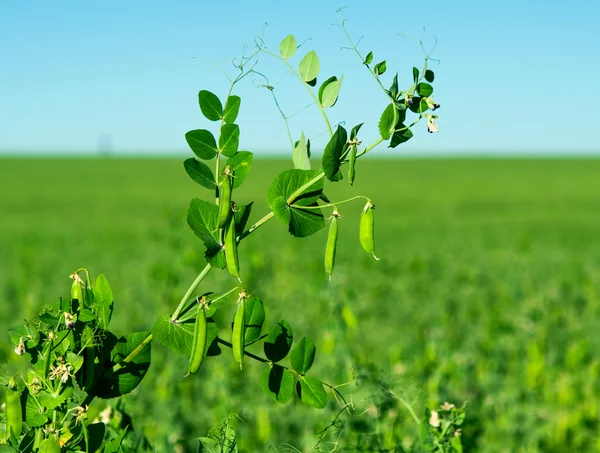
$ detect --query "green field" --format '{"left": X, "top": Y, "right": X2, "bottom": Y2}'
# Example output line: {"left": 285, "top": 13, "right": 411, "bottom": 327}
{"left": 1, "top": 157, "right": 600, "bottom": 452}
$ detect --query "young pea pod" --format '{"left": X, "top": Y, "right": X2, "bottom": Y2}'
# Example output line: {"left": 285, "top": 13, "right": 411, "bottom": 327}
{"left": 187, "top": 300, "right": 208, "bottom": 376}
{"left": 232, "top": 294, "right": 246, "bottom": 369}
{"left": 225, "top": 209, "right": 241, "bottom": 281}
{"left": 325, "top": 209, "right": 340, "bottom": 280}
{"left": 348, "top": 144, "right": 357, "bottom": 185}
{"left": 5, "top": 385, "right": 23, "bottom": 439}
{"left": 218, "top": 165, "right": 234, "bottom": 228}
{"left": 360, "top": 200, "right": 379, "bottom": 260}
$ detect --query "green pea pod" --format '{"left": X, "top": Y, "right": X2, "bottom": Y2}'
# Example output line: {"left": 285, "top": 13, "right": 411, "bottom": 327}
{"left": 325, "top": 209, "right": 340, "bottom": 280}
{"left": 225, "top": 210, "right": 241, "bottom": 281}
{"left": 359, "top": 201, "right": 379, "bottom": 260}
{"left": 39, "top": 436, "right": 61, "bottom": 453}
{"left": 70, "top": 277, "right": 83, "bottom": 303}
{"left": 81, "top": 325, "right": 95, "bottom": 392}
{"left": 232, "top": 297, "right": 246, "bottom": 369}
{"left": 218, "top": 166, "right": 234, "bottom": 228}
{"left": 187, "top": 303, "right": 208, "bottom": 376}
{"left": 348, "top": 144, "right": 357, "bottom": 185}
{"left": 5, "top": 386, "right": 22, "bottom": 440}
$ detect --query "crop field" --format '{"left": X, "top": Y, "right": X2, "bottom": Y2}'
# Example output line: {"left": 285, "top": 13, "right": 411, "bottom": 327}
{"left": 1, "top": 157, "right": 600, "bottom": 452}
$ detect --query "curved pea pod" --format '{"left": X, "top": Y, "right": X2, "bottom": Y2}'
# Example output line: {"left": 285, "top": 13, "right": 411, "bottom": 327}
{"left": 218, "top": 165, "right": 234, "bottom": 228}
{"left": 348, "top": 144, "right": 357, "bottom": 185}
{"left": 5, "top": 385, "right": 23, "bottom": 439}
{"left": 324, "top": 209, "right": 340, "bottom": 280}
{"left": 187, "top": 302, "right": 208, "bottom": 376}
{"left": 224, "top": 210, "right": 241, "bottom": 281}
{"left": 70, "top": 277, "right": 83, "bottom": 303}
{"left": 232, "top": 296, "right": 246, "bottom": 369}
{"left": 359, "top": 201, "right": 379, "bottom": 260}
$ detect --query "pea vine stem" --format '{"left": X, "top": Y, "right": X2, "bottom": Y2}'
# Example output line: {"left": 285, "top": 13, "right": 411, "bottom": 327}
{"left": 290, "top": 195, "right": 369, "bottom": 211}
{"left": 170, "top": 263, "right": 214, "bottom": 321}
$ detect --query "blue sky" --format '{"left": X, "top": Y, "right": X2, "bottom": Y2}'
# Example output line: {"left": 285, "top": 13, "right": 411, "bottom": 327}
{"left": 1, "top": 0, "right": 599, "bottom": 155}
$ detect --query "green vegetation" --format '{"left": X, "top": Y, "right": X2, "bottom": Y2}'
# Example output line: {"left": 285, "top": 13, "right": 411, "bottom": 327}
{"left": 1, "top": 157, "right": 599, "bottom": 451}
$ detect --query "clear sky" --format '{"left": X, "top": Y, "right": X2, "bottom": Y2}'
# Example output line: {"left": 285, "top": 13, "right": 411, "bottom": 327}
{"left": 1, "top": 0, "right": 599, "bottom": 156}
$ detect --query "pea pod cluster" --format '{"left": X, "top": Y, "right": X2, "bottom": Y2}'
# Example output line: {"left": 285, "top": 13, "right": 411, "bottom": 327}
{"left": 360, "top": 200, "right": 379, "bottom": 260}
{"left": 324, "top": 209, "right": 340, "bottom": 280}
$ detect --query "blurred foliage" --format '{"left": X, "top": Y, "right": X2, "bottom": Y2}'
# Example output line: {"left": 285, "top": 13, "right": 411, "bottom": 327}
{"left": 1, "top": 157, "right": 600, "bottom": 451}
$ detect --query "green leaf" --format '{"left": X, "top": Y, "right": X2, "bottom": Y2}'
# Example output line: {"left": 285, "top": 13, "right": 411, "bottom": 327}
{"left": 374, "top": 60, "right": 387, "bottom": 76}
{"left": 244, "top": 296, "right": 265, "bottom": 345}
{"left": 297, "top": 376, "right": 327, "bottom": 409}
{"left": 424, "top": 69, "right": 435, "bottom": 82}
{"left": 322, "top": 126, "right": 347, "bottom": 182}
{"left": 292, "top": 132, "right": 311, "bottom": 170}
{"left": 97, "top": 332, "right": 151, "bottom": 399}
{"left": 86, "top": 423, "right": 106, "bottom": 453}
{"left": 184, "top": 158, "right": 217, "bottom": 190}
{"left": 306, "top": 77, "right": 317, "bottom": 87}
{"left": 408, "top": 97, "right": 429, "bottom": 114}
{"left": 234, "top": 202, "right": 253, "bottom": 237}
{"left": 37, "top": 390, "right": 69, "bottom": 411}
{"left": 101, "top": 427, "right": 128, "bottom": 453}
{"left": 25, "top": 393, "right": 48, "bottom": 427}
{"left": 66, "top": 351, "right": 84, "bottom": 373}
{"left": 264, "top": 320, "right": 293, "bottom": 362}
{"left": 299, "top": 50, "right": 320, "bottom": 82}
{"left": 92, "top": 274, "right": 113, "bottom": 330}
{"left": 219, "top": 124, "right": 240, "bottom": 157}
{"left": 364, "top": 51, "right": 373, "bottom": 65}
{"left": 197, "top": 437, "right": 221, "bottom": 453}
{"left": 187, "top": 198, "right": 223, "bottom": 267}
{"left": 185, "top": 129, "right": 218, "bottom": 160}
{"left": 198, "top": 90, "right": 223, "bottom": 121}
{"left": 389, "top": 73, "right": 399, "bottom": 99}
{"left": 319, "top": 76, "right": 343, "bottom": 108}
{"left": 280, "top": 34, "right": 297, "bottom": 59}
{"left": 225, "top": 151, "right": 253, "bottom": 188}
{"left": 350, "top": 123, "right": 364, "bottom": 140}
{"left": 412, "top": 67, "right": 419, "bottom": 83}
{"left": 153, "top": 315, "right": 219, "bottom": 356}
{"left": 290, "top": 337, "right": 316, "bottom": 374}
{"left": 266, "top": 169, "right": 325, "bottom": 237}
{"left": 223, "top": 95, "right": 241, "bottom": 124}
{"left": 261, "top": 365, "right": 294, "bottom": 404}
{"left": 378, "top": 103, "right": 396, "bottom": 140}
{"left": 78, "top": 308, "right": 96, "bottom": 323}
{"left": 417, "top": 82, "right": 433, "bottom": 97}
{"left": 0, "top": 446, "right": 18, "bottom": 453}
{"left": 390, "top": 124, "right": 414, "bottom": 148}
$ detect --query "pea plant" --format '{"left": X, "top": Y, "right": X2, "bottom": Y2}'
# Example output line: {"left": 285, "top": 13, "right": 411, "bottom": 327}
{"left": 0, "top": 14, "right": 460, "bottom": 452}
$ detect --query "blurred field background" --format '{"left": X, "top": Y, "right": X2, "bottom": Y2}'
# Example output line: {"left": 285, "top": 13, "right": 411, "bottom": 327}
{"left": 1, "top": 156, "right": 600, "bottom": 452}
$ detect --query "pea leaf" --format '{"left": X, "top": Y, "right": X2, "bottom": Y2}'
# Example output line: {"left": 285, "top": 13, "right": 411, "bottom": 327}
{"left": 322, "top": 125, "right": 347, "bottom": 182}
{"left": 267, "top": 169, "right": 325, "bottom": 237}
{"left": 226, "top": 151, "right": 253, "bottom": 188}
{"left": 185, "top": 129, "right": 218, "bottom": 160}
{"left": 364, "top": 51, "right": 373, "bottom": 65}
{"left": 219, "top": 124, "right": 240, "bottom": 157}
{"left": 198, "top": 90, "right": 223, "bottom": 121}
{"left": 424, "top": 69, "right": 435, "bottom": 82}
{"left": 417, "top": 82, "right": 433, "bottom": 97}
{"left": 390, "top": 124, "right": 414, "bottom": 148}
{"left": 264, "top": 320, "right": 293, "bottom": 362}
{"left": 280, "top": 34, "right": 297, "bottom": 59}
{"left": 97, "top": 331, "right": 151, "bottom": 399}
{"left": 318, "top": 76, "right": 343, "bottom": 108}
{"left": 153, "top": 315, "right": 220, "bottom": 356}
{"left": 374, "top": 60, "right": 387, "bottom": 76}
{"left": 86, "top": 423, "right": 106, "bottom": 453}
{"left": 350, "top": 123, "right": 364, "bottom": 140}
{"left": 187, "top": 198, "right": 223, "bottom": 268}
{"left": 299, "top": 50, "right": 320, "bottom": 82}
{"left": 184, "top": 158, "right": 216, "bottom": 190}
{"left": 389, "top": 73, "right": 399, "bottom": 99}
{"left": 408, "top": 97, "right": 430, "bottom": 114}
{"left": 261, "top": 365, "right": 294, "bottom": 404}
{"left": 378, "top": 103, "right": 396, "bottom": 140}
{"left": 223, "top": 95, "right": 241, "bottom": 124}
{"left": 290, "top": 337, "right": 316, "bottom": 374}
{"left": 412, "top": 67, "right": 419, "bottom": 83}
{"left": 297, "top": 376, "right": 328, "bottom": 409}
{"left": 25, "top": 393, "right": 48, "bottom": 427}
{"left": 244, "top": 296, "right": 265, "bottom": 345}
{"left": 92, "top": 274, "right": 113, "bottom": 330}
{"left": 292, "top": 132, "right": 311, "bottom": 170}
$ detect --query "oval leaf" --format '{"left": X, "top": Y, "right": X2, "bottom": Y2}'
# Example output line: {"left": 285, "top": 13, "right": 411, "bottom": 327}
{"left": 219, "top": 124, "right": 240, "bottom": 157}
{"left": 223, "top": 95, "right": 241, "bottom": 124}
{"left": 198, "top": 90, "right": 223, "bottom": 121}
{"left": 280, "top": 34, "right": 297, "bottom": 60}
{"left": 320, "top": 76, "right": 343, "bottom": 108}
{"left": 187, "top": 198, "right": 225, "bottom": 268}
{"left": 292, "top": 132, "right": 311, "bottom": 170}
{"left": 364, "top": 51, "right": 373, "bottom": 65}
{"left": 424, "top": 69, "right": 435, "bottom": 82}
{"left": 299, "top": 50, "right": 320, "bottom": 82}
{"left": 290, "top": 337, "right": 316, "bottom": 374}
{"left": 152, "top": 315, "right": 219, "bottom": 357}
{"left": 184, "top": 158, "right": 216, "bottom": 190}
{"left": 417, "top": 82, "right": 433, "bottom": 97}
{"left": 390, "top": 124, "right": 414, "bottom": 148}
{"left": 374, "top": 60, "right": 387, "bottom": 76}
{"left": 297, "top": 376, "right": 328, "bottom": 409}
{"left": 185, "top": 129, "right": 218, "bottom": 160}
{"left": 322, "top": 126, "right": 347, "bottom": 182}
{"left": 264, "top": 320, "right": 293, "bottom": 362}
{"left": 244, "top": 296, "right": 265, "bottom": 345}
{"left": 261, "top": 365, "right": 294, "bottom": 404}
{"left": 378, "top": 104, "right": 396, "bottom": 140}
{"left": 92, "top": 274, "right": 113, "bottom": 330}
{"left": 225, "top": 151, "right": 253, "bottom": 188}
